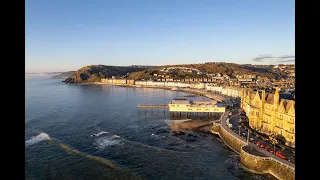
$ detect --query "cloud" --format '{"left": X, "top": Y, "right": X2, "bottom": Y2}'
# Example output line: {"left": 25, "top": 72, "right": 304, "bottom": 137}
{"left": 253, "top": 55, "right": 295, "bottom": 63}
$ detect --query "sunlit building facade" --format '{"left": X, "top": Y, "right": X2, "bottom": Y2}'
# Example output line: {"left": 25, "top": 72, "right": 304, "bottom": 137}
{"left": 240, "top": 88, "right": 295, "bottom": 147}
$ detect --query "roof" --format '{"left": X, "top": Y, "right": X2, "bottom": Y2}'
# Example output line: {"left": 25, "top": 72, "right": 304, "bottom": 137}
{"left": 283, "top": 100, "right": 294, "bottom": 112}
{"left": 265, "top": 93, "right": 274, "bottom": 104}
{"left": 171, "top": 100, "right": 190, "bottom": 104}
{"left": 193, "top": 100, "right": 217, "bottom": 105}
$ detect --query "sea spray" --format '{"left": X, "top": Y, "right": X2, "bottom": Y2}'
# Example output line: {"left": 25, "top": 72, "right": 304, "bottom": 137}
{"left": 94, "top": 136, "right": 123, "bottom": 150}
{"left": 91, "top": 131, "right": 108, "bottom": 137}
{"left": 25, "top": 132, "right": 51, "bottom": 147}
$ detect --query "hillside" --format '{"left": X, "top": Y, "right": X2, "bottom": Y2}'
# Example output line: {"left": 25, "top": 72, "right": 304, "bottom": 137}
{"left": 52, "top": 71, "right": 76, "bottom": 79}
{"left": 63, "top": 65, "right": 148, "bottom": 84}
{"left": 128, "top": 63, "right": 289, "bottom": 80}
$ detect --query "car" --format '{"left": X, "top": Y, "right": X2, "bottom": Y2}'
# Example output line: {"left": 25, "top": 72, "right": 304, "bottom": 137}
{"left": 256, "top": 142, "right": 262, "bottom": 147}
{"left": 276, "top": 151, "right": 286, "bottom": 159}
{"left": 260, "top": 143, "right": 265, "bottom": 148}
{"left": 265, "top": 147, "right": 274, "bottom": 153}
{"left": 249, "top": 138, "right": 254, "bottom": 142}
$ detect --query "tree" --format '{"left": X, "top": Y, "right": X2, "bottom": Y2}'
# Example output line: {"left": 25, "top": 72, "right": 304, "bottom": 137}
{"left": 275, "top": 134, "right": 286, "bottom": 145}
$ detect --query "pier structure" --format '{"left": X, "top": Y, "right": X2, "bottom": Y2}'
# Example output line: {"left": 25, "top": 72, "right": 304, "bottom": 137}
{"left": 168, "top": 98, "right": 225, "bottom": 118}
{"left": 138, "top": 98, "right": 226, "bottom": 118}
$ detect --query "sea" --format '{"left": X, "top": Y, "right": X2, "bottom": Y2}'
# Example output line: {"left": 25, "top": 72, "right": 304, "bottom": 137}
{"left": 25, "top": 74, "right": 276, "bottom": 180}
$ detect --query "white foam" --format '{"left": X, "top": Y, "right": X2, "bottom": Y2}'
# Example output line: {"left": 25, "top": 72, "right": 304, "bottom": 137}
{"left": 25, "top": 133, "right": 50, "bottom": 147}
{"left": 128, "top": 125, "right": 138, "bottom": 129}
{"left": 94, "top": 136, "right": 122, "bottom": 150}
{"left": 91, "top": 131, "right": 108, "bottom": 137}
{"left": 111, "top": 135, "right": 120, "bottom": 139}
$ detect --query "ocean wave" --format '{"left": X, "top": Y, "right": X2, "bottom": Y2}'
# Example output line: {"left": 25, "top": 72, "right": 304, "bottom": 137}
{"left": 25, "top": 132, "right": 51, "bottom": 147}
{"left": 91, "top": 131, "right": 108, "bottom": 137}
{"left": 94, "top": 136, "right": 123, "bottom": 150}
{"left": 128, "top": 124, "right": 138, "bottom": 129}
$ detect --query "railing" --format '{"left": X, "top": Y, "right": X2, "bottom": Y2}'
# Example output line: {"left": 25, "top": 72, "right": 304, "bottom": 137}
{"left": 241, "top": 146, "right": 295, "bottom": 170}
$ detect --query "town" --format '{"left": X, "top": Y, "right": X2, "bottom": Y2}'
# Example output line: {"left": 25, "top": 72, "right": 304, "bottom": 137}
{"left": 100, "top": 63, "right": 295, "bottom": 160}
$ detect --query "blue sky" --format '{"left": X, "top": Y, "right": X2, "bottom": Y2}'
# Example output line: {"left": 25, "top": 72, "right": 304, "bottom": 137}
{"left": 26, "top": 0, "right": 294, "bottom": 72}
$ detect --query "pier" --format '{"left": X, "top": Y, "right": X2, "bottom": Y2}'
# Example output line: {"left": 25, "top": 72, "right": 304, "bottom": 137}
{"left": 137, "top": 104, "right": 168, "bottom": 108}
{"left": 138, "top": 98, "right": 226, "bottom": 118}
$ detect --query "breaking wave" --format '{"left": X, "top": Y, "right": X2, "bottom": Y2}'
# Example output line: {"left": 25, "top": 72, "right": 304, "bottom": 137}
{"left": 91, "top": 131, "right": 108, "bottom": 137}
{"left": 94, "top": 136, "right": 123, "bottom": 150}
{"left": 25, "top": 133, "right": 51, "bottom": 147}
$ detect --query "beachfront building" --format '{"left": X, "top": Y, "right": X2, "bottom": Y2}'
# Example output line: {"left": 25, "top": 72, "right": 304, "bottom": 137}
{"left": 168, "top": 98, "right": 225, "bottom": 113}
{"left": 240, "top": 88, "right": 295, "bottom": 147}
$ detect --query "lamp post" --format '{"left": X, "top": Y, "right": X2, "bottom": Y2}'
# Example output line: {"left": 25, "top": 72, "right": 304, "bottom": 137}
{"left": 271, "top": 134, "right": 277, "bottom": 155}
{"left": 247, "top": 129, "right": 251, "bottom": 145}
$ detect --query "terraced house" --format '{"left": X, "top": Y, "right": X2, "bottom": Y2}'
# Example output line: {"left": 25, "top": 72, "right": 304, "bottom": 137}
{"left": 240, "top": 88, "right": 295, "bottom": 147}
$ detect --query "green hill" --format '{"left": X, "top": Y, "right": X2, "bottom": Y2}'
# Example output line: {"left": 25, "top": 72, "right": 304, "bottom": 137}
{"left": 63, "top": 65, "right": 148, "bottom": 84}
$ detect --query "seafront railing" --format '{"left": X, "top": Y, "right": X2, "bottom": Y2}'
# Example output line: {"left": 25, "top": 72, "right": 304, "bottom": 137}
{"left": 241, "top": 146, "right": 295, "bottom": 170}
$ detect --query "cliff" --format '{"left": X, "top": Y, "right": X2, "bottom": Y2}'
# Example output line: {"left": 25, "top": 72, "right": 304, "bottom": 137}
{"left": 63, "top": 65, "right": 147, "bottom": 84}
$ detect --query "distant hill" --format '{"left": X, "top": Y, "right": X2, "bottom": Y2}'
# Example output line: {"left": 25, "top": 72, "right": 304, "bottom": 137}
{"left": 128, "top": 63, "right": 285, "bottom": 80}
{"left": 63, "top": 65, "right": 148, "bottom": 84}
{"left": 52, "top": 71, "right": 76, "bottom": 79}
{"left": 62, "top": 63, "right": 294, "bottom": 83}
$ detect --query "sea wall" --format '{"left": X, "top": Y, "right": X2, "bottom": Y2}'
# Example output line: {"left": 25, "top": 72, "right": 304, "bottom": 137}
{"left": 240, "top": 146, "right": 295, "bottom": 180}
{"left": 211, "top": 123, "right": 246, "bottom": 153}
{"left": 212, "top": 123, "right": 295, "bottom": 180}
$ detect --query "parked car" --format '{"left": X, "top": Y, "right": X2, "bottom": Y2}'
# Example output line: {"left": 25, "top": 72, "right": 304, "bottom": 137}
{"left": 276, "top": 151, "right": 286, "bottom": 159}
{"left": 260, "top": 143, "right": 265, "bottom": 148}
{"left": 256, "top": 142, "right": 262, "bottom": 147}
{"left": 265, "top": 147, "right": 274, "bottom": 153}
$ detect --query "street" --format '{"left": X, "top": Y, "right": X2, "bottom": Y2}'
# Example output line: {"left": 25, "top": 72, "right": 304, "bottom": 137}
{"left": 225, "top": 98, "right": 295, "bottom": 164}
{"left": 189, "top": 89, "right": 295, "bottom": 164}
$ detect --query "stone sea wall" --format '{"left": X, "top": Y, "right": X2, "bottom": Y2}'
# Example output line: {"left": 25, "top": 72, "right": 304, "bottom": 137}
{"left": 211, "top": 123, "right": 246, "bottom": 153}
{"left": 211, "top": 123, "right": 295, "bottom": 180}
{"left": 240, "top": 146, "right": 295, "bottom": 180}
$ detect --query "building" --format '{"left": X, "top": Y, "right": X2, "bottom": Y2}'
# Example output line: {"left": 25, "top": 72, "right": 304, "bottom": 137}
{"left": 168, "top": 98, "right": 225, "bottom": 113}
{"left": 240, "top": 88, "right": 295, "bottom": 147}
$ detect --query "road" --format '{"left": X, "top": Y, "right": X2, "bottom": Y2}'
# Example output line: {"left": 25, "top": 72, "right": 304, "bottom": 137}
{"left": 219, "top": 110, "right": 295, "bottom": 168}
{"left": 185, "top": 89, "right": 295, "bottom": 165}
{"left": 224, "top": 98, "right": 295, "bottom": 164}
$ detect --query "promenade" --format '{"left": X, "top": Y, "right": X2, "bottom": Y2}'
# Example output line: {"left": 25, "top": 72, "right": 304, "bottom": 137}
{"left": 219, "top": 109, "right": 295, "bottom": 169}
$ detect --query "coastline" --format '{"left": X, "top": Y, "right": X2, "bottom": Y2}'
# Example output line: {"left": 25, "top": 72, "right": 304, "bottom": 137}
{"left": 93, "top": 82, "right": 222, "bottom": 101}
{"left": 93, "top": 82, "right": 293, "bottom": 180}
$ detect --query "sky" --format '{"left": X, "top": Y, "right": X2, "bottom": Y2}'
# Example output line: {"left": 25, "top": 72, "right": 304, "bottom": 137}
{"left": 26, "top": 0, "right": 295, "bottom": 72}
